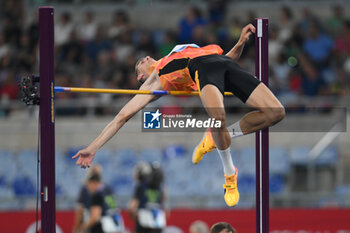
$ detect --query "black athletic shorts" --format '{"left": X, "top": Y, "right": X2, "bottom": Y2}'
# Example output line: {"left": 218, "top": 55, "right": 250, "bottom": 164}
{"left": 188, "top": 54, "right": 261, "bottom": 103}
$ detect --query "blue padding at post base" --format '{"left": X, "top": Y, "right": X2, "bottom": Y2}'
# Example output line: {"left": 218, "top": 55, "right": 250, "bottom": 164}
{"left": 152, "top": 90, "right": 168, "bottom": 95}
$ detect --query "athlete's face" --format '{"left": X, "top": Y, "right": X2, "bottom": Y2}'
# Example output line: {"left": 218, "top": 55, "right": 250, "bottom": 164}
{"left": 136, "top": 56, "right": 156, "bottom": 83}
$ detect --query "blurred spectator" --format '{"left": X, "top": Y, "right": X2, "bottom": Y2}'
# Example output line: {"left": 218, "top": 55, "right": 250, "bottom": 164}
{"left": 78, "top": 11, "right": 98, "bottom": 42}
{"left": 298, "top": 8, "right": 319, "bottom": 35}
{"left": 0, "top": 54, "right": 13, "bottom": 86}
{"left": 245, "top": 10, "right": 257, "bottom": 25}
{"left": 92, "top": 51, "right": 114, "bottom": 87}
{"left": 15, "top": 33, "right": 33, "bottom": 72}
{"left": 114, "top": 31, "right": 134, "bottom": 63}
{"left": 72, "top": 164, "right": 124, "bottom": 233}
{"left": 206, "top": 0, "right": 231, "bottom": 49}
{"left": 271, "top": 53, "right": 291, "bottom": 95}
{"left": 108, "top": 10, "right": 132, "bottom": 41}
{"left": 303, "top": 20, "right": 333, "bottom": 68}
{"left": 278, "top": 6, "right": 295, "bottom": 43}
{"left": 334, "top": 21, "right": 350, "bottom": 60}
{"left": 207, "top": 21, "right": 228, "bottom": 48}
{"left": 55, "top": 12, "right": 74, "bottom": 47}
{"left": 59, "top": 30, "right": 84, "bottom": 71}
{"left": 0, "top": 35, "right": 10, "bottom": 60}
{"left": 192, "top": 26, "right": 211, "bottom": 46}
{"left": 298, "top": 54, "right": 328, "bottom": 96}
{"left": 331, "top": 68, "right": 350, "bottom": 96}
{"left": 128, "top": 162, "right": 166, "bottom": 233}
{"left": 137, "top": 31, "right": 157, "bottom": 56}
{"left": 269, "top": 26, "right": 284, "bottom": 65}
{"left": 285, "top": 24, "right": 304, "bottom": 52}
{"left": 158, "top": 31, "right": 177, "bottom": 57}
{"left": 3, "top": 14, "right": 21, "bottom": 47}
{"left": 0, "top": 72, "right": 19, "bottom": 101}
{"left": 210, "top": 222, "right": 236, "bottom": 233}
{"left": 326, "top": 5, "right": 346, "bottom": 37}
{"left": 27, "top": 12, "right": 39, "bottom": 53}
{"left": 288, "top": 69, "right": 302, "bottom": 94}
{"left": 229, "top": 17, "right": 243, "bottom": 42}
{"left": 85, "top": 26, "right": 112, "bottom": 62}
{"left": 208, "top": 0, "right": 227, "bottom": 25}
{"left": 189, "top": 221, "right": 209, "bottom": 233}
{"left": 178, "top": 7, "right": 207, "bottom": 43}
{"left": 3, "top": 0, "right": 23, "bottom": 25}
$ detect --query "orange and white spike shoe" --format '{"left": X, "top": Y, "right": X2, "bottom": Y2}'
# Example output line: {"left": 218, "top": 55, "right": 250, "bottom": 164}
{"left": 223, "top": 168, "right": 240, "bottom": 207}
{"left": 192, "top": 129, "right": 216, "bottom": 164}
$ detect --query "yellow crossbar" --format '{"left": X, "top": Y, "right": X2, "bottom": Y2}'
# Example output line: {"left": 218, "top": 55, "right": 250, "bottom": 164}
{"left": 55, "top": 86, "right": 234, "bottom": 96}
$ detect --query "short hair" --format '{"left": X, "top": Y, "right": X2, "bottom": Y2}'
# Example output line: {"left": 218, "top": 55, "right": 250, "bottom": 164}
{"left": 135, "top": 57, "right": 143, "bottom": 76}
{"left": 88, "top": 172, "right": 101, "bottom": 182}
{"left": 210, "top": 222, "right": 236, "bottom": 233}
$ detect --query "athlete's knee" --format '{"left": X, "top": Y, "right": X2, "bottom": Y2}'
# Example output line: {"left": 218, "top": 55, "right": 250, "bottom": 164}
{"left": 211, "top": 112, "right": 226, "bottom": 128}
{"left": 265, "top": 105, "right": 285, "bottom": 126}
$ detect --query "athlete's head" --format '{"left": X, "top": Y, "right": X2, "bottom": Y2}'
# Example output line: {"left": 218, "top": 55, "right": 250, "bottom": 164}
{"left": 135, "top": 56, "right": 156, "bottom": 83}
{"left": 86, "top": 172, "right": 102, "bottom": 193}
{"left": 210, "top": 222, "right": 236, "bottom": 233}
{"left": 133, "top": 162, "right": 152, "bottom": 182}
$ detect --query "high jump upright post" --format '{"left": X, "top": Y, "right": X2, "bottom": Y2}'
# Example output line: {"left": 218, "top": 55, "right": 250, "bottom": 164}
{"left": 39, "top": 6, "right": 56, "bottom": 233}
{"left": 255, "top": 18, "right": 269, "bottom": 233}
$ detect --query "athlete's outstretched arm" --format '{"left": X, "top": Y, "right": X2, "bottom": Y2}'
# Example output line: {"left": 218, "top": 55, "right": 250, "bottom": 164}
{"left": 72, "top": 71, "right": 162, "bottom": 168}
{"left": 225, "top": 24, "right": 255, "bottom": 61}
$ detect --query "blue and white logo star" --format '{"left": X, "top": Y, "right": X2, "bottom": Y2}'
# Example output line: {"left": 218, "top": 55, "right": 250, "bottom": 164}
{"left": 150, "top": 109, "right": 162, "bottom": 122}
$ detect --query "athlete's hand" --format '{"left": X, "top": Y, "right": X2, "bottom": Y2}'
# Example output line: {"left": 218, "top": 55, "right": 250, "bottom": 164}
{"left": 239, "top": 24, "right": 256, "bottom": 44}
{"left": 72, "top": 148, "right": 96, "bottom": 169}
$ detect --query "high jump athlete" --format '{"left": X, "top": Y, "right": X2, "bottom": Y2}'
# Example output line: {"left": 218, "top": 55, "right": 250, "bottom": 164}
{"left": 73, "top": 24, "right": 285, "bottom": 207}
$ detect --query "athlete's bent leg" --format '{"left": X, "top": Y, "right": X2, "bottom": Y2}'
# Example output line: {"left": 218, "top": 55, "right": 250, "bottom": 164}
{"left": 193, "top": 82, "right": 285, "bottom": 164}
{"left": 238, "top": 82, "right": 285, "bottom": 134}
{"left": 199, "top": 84, "right": 239, "bottom": 207}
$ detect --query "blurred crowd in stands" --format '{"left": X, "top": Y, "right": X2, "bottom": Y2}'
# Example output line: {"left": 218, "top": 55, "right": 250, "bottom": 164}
{"left": 0, "top": 0, "right": 350, "bottom": 110}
